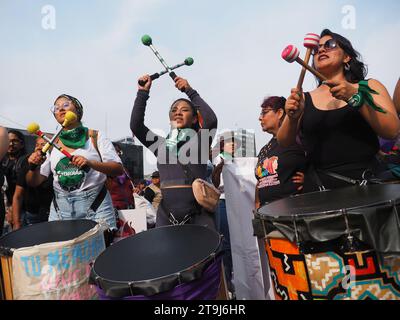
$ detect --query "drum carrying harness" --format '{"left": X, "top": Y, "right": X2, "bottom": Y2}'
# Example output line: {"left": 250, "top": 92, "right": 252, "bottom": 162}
{"left": 161, "top": 161, "right": 202, "bottom": 226}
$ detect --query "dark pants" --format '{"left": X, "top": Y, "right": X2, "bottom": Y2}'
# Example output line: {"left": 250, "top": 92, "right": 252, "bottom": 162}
{"left": 216, "top": 199, "right": 233, "bottom": 289}
{"left": 22, "top": 210, "right": 49, "bottom": 227}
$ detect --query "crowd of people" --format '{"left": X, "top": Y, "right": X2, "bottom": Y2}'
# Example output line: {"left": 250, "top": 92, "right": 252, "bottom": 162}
{"left": 1, "top": 29, "right": 400, "bottom": 299}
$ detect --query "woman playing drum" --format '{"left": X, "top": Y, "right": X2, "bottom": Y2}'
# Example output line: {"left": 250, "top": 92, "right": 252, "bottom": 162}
{"left": 277, "top": 29, "right": 400, "bottom": 191}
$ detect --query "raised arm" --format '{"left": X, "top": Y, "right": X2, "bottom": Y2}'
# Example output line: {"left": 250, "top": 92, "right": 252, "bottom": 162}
{"left": 174, "top": 77, "right": 218, "bottom": 131}
{"left": 394, "top": 78, "right": 400, "bottom": 114}
{"left": 0, "top": 126, "right": 8, "bottom": 160}
{"left": 130, "top": 75, "right": 163, "bottom": 153}
{"left": 277, "top": 88, "right": 304, "bottom": 147}
{"left": 324, "top": 78, "right": 400, "bottom": 140}
{"left": 357, "top": 79, "right": 400, "bottom": 139}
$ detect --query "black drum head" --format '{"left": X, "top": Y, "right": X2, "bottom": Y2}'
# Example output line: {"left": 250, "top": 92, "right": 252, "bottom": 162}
{"left": 92, "top": 225, "right": 221, "bottom": 283}
{"left": 257, "top": 184, "right": 400, "bottom": 219}
{"left": 0, "top": 220, "right": 98, "bottom": 254}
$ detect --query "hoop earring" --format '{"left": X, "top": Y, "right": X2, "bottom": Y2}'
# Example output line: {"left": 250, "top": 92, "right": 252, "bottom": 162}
{"left": 344, "top": 63, "right": 351, "bottom": 72}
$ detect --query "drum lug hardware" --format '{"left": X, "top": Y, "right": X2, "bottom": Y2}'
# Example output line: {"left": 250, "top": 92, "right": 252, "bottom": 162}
{"left": 128, "top": 281, "right": 136, "bottom": 296}
{"left": 293, "top": 214, "right": 302, "bottom": 254}
{"left": 341, "top": 209, "right": 356, "bottom": 253}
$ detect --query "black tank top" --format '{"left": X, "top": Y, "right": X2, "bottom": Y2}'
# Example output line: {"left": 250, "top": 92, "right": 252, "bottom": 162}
{"left": 300, "top": 92, "right": 379, "bottom": 172}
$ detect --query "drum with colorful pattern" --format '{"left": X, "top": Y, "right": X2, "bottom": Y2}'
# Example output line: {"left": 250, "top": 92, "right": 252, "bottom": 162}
{"left": 256, "top": 184, "right": 400, "bottom": 300}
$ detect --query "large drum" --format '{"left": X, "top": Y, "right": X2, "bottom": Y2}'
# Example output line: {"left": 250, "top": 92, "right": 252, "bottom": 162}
{"left": 256, "top": 184, "right": 400, "bottom": 300}
{"left": 0, "top": 220, "right": 105, "bottom": 300}
{"left": 90, "top": 224, "right": 224, "bottom": 300}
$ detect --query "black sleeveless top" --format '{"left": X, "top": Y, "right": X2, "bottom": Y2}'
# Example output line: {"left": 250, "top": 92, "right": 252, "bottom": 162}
{"left": 300, "top": 92, "right": 379, "bottom": 173}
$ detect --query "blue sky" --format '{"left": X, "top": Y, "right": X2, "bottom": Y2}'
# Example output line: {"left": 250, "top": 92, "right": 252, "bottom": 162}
{"left": 1, "top": 0, "right": 399, "bottom": 173}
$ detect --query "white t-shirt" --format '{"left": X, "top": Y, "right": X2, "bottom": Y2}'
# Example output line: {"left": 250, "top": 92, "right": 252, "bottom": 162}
{"left": 40, "top": 130, "right": 121, "bottom": 194}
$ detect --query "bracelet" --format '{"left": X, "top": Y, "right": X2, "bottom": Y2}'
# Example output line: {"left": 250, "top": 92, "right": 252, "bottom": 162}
{"left": 348, "top": 80, "right": 386, "bottom": 113}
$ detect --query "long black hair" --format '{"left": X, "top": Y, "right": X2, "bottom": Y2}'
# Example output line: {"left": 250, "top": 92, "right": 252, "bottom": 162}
{"left": 315, "top": 29, "right": 367, "bottom": 85}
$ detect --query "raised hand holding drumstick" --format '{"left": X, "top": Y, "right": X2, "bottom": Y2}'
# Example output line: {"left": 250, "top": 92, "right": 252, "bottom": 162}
{"left": 138, "top": 74, "right": 152, "bottom": 92}
{"left": 174, "top": 77, "right": 192, "bottom": 92}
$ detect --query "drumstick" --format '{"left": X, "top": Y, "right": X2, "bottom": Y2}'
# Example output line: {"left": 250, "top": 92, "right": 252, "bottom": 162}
{"left": 297, "top": 33, "right": 320, "bottom": 89}
{"left": 138, "top": 57, "right": 194, "bottom": 86}
{"left": 27, "top": 122, "right": 90, "bottom": 173}
{"left": 141, "top": 35, "right": 177, "bottom": 79}
{"left": 282, "top": 45, "right": 327, "bottom": 82}
{"left": 42, "top": 111, "right": 77, "bottom": 153}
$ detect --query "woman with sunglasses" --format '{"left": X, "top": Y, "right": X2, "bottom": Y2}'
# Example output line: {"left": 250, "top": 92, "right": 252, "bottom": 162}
{"left": 130, "top": 75, "right": 217, "bottom": 228}
{"left": 277, "top": 29, "right": 400, "bottom": 191}
{"left": 26, "top": 95, "right": 123, "bottom": 243}
{"left": 255, "top": 96, "right": 306, "bottom": 209}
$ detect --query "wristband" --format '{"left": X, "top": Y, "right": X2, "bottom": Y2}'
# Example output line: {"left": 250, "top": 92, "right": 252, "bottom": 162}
{"left": 348, "top": 80, "right": 386, "bottom": 113}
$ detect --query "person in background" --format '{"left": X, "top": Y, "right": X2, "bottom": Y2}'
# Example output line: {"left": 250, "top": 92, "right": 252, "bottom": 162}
{"left": 12, "top": 136, "right": 54, "bottom": 229}
{"left": 1, "top": 129, "right": 27, "bottom": 235}
{"left": 107, "top": 143, "right": 135, "bottom": 210}
{"left": 255, "top": 96, "right": 306, "bottom": 209}
{"left": 134, "top": 179, "right": 147, "bottom": 196}
{"left": 211, "top": 131, "right": 240, "bottom": 294}
{"left": 143, "top": 171, "right": 162, "bottom": 211}
{"left": 0, "top": 126, "right": 9, "bottom": 236}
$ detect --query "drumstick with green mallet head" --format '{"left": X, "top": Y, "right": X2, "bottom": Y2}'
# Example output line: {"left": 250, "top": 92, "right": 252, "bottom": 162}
{"left": 139, "top": 34, "right": 187, "bottom": 91}
{"left": 138, "top": 57, "right": 194, "bottom": 86}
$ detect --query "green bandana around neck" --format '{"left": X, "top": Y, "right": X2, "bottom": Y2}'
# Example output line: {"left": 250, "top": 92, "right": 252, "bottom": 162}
{"left": 59, "top": 125, "right": 88, "bottom": 149}
{"left": 220, "top": 151, "right": 233, "bottom": 162}
{"left": 166, "top": 128, "right": 195, "bottom": 154}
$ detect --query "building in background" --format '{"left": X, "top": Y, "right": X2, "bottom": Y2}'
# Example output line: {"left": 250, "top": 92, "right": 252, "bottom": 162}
{"left": 235, "top": 128, "right": 256, "bottom": 158}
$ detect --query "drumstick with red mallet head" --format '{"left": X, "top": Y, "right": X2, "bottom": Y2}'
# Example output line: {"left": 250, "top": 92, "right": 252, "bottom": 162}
{"left": 27, "top": 121, "right": 90, "bottom": 173}
{"left": 282, "top": 45, "right": 327, "bottom": 82}
{"left": 296, "top": 33, "right": 320, "bottom": 89}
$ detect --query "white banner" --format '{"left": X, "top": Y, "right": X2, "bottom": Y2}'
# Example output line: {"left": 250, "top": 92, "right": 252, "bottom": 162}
{"left": 223, "top": 157, "right": 274, "bottom": 300}
{"left": 113, "top": 208, "right": 147, "bottom": 242}
{"left": 12, "top": 224, "right": 105, "bottom": 300}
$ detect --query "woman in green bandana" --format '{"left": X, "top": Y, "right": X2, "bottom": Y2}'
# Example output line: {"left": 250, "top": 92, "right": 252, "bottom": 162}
{"left": 277, "top": 29, "right": 400, "bottom": 191}
{"left": 131, "top": 75, "right": 217, "bottom": 228}
{"left": 26, "top": 94, "right": 123, "bottom": 241}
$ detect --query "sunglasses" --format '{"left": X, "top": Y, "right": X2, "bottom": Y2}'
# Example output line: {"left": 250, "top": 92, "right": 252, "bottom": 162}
{"left": 312, "top": 39, "right": 339, "bottom": 55}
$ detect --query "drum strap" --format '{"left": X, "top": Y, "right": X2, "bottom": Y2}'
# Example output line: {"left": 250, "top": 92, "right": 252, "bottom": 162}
{"left": 52, "top": 184, "right": 107, "bottom": 214}
{"left": 318, "top": 170, "right": 368, "bottom": 186}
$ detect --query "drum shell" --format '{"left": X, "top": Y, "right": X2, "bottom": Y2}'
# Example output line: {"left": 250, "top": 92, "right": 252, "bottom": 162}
{"left": 0, "top": 220, "right": 102, "bottom": 300}
{"left": 90, "top": 225, "right": 225, "bottom": 300}
{"left": 256, "top": 185, "right": 400, "bottom": 300}
{"left": 264, "top": 233, "right": 400, "bottom": 300}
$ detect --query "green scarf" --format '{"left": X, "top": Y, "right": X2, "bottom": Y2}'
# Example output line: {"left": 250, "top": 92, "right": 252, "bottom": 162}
{"left": 348, "top": 80, "right": 386, "bottom": 114}
{"left": 59, "top": 125, "right": 88, "bottom": 149}
{"left": 220, "top": 151, "right": 233, "bottom": 162}
{"left": 166, "top": 128, "right": 195, "bottom": 155}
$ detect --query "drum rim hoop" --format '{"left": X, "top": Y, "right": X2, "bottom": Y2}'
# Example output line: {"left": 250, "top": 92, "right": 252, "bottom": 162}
{"left": 90, "top": 225, "right": 223, "bottom": 298}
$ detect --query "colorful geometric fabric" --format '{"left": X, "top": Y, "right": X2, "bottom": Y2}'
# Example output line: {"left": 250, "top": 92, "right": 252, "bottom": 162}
{"left": 265, "top": 238, "right": 400, "bottom": 300}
